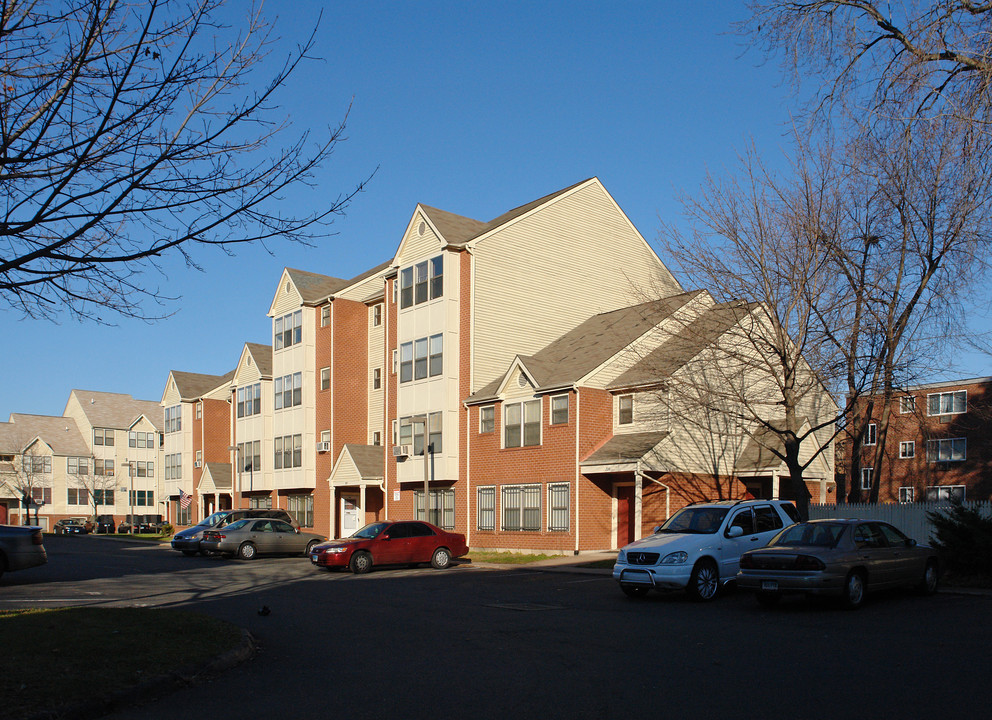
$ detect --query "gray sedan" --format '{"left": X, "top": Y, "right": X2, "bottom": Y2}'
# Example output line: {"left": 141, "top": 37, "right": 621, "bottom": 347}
{"left": 200, "top": 519, "right": 324, "bottom": 560}
{"left": 737, "top": 519, "right": 939, "bottom": 609}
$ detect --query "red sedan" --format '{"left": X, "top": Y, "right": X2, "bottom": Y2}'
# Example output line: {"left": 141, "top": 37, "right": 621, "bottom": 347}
{"left": 310, "top": 520, "right": 468, "bottom": 573}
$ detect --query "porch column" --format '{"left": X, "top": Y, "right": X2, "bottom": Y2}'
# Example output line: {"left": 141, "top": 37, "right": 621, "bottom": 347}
{"left": 359, "top": 484, "right": 367, "bottom": 526}
{"left": 771, "top": 473, "right": 780, "bottom": 500}
{"left": 634, "top": 468, "right": 643, "bottom": 542}
{"left": 328, "top": 485, "right": 337, "bottom": 540}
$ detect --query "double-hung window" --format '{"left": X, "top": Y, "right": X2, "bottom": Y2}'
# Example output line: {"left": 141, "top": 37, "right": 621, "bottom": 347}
{"left": 863, "top": 423, "right": 877, "bottom": 446}
{"left": 274, "top": 373, "right": 302, "bottom": 410}
{"left": 479, "top": 406, "right": 495, "bottom": 434}
{"left": 899, "top": 441, "right": 915, "bottom": 459}
{"left": 502, "top": 484, "right": 541, "bottom": 531}
{"left": 399, "top": 343, "right": 413, "bottom": 383}
{"left": 860, "top": 467, "right": 872, "bottom": 491}
{"left": 504, "top": 400, "right": 541, "bottom": 447}
{"left": 548, "top": 483, "right": 570, "bottom": 532}
{"left": 274, "top": 310, "right": 303, "bottom": 351}
{"left": 414, "top": 338, "right": 429, "bottom": 380}
{"left": 399, "top": 255, "right": 443, "bottom": 309}
{"left": 477, "top": 486, "right": 496, "bottom": 531}
{"left": 618, "top": 395, "right": 633, "bottom": 425}
{"left": 551, "top": 395, "right": 569, "bottom": 425}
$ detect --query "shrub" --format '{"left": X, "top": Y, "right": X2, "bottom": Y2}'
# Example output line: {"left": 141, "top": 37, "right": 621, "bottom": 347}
{"left": 927, "top": 503, "right": 992, "bottom": 576}
{"left": 159, "top": 523, "right": 174, "bottom": 537}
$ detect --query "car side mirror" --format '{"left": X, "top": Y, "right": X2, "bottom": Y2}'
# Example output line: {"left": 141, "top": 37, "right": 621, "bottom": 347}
{"left": 726, "top": 526, "right": 745, "bottom": 538}
{"left": 652, "top": 525, "right": 662, "bottom": 534}
{"left": 906, "top": 538, "right": 917, "bottom": 547}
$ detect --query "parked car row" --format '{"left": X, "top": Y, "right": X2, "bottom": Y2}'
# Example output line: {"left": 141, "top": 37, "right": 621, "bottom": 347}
{"left": 53, "top": 517, "right": 93, "bottom": 534}
{"left": 613, "top": 499, "right": 940, "bottom": 609}
{"left": 170, "top": 508, "right": 470, "bottom": 573}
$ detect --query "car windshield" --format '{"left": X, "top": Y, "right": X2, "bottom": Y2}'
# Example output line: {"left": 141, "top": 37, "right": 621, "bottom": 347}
{"left": 657, "top": 507, "right": 729, "bottom": 534}
{"left": 223, "top": 519, "right": 250, "bottom": 531}
{"left": 199, "top": 511, "right": 232, "bottom": 528}
{"left": 771, "top": 522, "right": 845, "bottom": 548}
{"left": 351, "top": 523, "right": 389, "bottom": 539}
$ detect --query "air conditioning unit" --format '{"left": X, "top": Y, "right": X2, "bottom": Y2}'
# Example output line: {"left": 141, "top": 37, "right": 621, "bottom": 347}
{"left": 316, "top": 441, "right": 331, "bottom": 453}
{"left": 194, "top": 460, "right": 202, "bottom": 468}
{"left": 392, "top": 445, "right": 410, "bottom": 458}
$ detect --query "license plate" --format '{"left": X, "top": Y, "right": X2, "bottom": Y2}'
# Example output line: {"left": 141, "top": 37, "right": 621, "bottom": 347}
{"left": 761, "top": 581, "right": 778, "bottom": 592}
{"left": 311, "top": 554, "right": 319, "bottom": 563}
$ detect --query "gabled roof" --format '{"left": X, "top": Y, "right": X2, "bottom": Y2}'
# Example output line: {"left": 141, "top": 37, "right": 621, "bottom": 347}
{"left": 421, "top": 178, "right": 594, "bottom": 249}
{"left": 169, "top": 369, "right": 236, "bottom": 401}
{"left": 67, "top": 389, "right": 164, "bottom": 431}
{"left": 467, "top": 292, "right": 702, "bottom": 403}
{"left": 285, "top": 268, "right": 351, "bottom": 303}
{"left": 581, "top": 431, "right": 670, "bottom": 466}
{"left": 343, "top": 444, "right": 384, "bottom": 479}
{"left": 608, "top": 300, "right": 758, "bottom": 390}
{"left": 200, "top": 462, "right": 233, "bottom": 492}
{"left": 1, "top": 415, "right": 90, "bottom": 456}
{"left": 244, "top": 343, "right": 273, "bottom": 378}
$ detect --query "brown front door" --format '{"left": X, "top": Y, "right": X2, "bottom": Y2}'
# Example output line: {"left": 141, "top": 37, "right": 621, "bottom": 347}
{"left": 617, "top": 485, "right": 635, "bottom": 548}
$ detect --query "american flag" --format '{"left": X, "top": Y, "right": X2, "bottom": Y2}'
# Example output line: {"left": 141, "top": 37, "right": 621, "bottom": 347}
{"left": 179, "top": 489, "right": 192, "bottom": 509}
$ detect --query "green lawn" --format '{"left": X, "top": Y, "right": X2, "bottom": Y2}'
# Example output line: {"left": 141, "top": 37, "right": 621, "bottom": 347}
{"left": 0, "top": 607, "right": 241, "bottom": 720}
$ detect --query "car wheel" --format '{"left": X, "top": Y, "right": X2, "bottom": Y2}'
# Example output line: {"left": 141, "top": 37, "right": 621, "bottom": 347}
{"left": 917, "top": 559, "right": 939, "bottom": 595}
{"left": 181, "top": 550, "right": 198, "bottom": 557}
{"left": 431, "top": 547, "right": 452, "bottom": 569}
{"left": 756, "top": 591, "right": 781, "bottom": 608}
{"left": 237, "top": 543, "right": 257, "bottom": 561}
{"left": 620, "top": 584, "right": 650, "bottom": 598}
{"left": 305, "top": 540, "right": 318, "bottom": 556}
{"left": 350, "top": 551, "right": 372, "bottom": 574}
{"left": 687, "top": 559, "right": 719, "bottom": 602}
{"left": 841, "top": 570, "right": 866, "bottom": 609}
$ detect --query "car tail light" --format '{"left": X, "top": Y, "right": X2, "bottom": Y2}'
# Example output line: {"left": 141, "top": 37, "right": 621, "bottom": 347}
{"left": 793, "top": 555, "right": 825, "bottom": 571}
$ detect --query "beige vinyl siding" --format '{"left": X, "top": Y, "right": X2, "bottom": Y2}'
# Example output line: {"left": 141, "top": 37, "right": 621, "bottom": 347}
{"left": 329, "top": 451, "right": 362, "bottom": 486}
{"left": 270, "top": 271, "right": 304, "bottom": 317}
{"left": 336, "top": 270, "right": 389, "bottom": 303}
{"left": 471, "top": 181, "right": 682, "bottom": 392}
{"left": 395, "top": 212, "right": 443, "bottom": 267}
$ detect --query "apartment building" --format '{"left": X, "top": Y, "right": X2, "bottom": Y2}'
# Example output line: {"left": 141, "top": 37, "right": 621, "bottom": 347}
{"left": 161, "top": 370, "right": 234, "bottom": 525}
{"left": 0, "top": 390, "right": 164, "bottom": 528}
{"left": 168, "top": 177, "right": 835, "bottom": 550}
{"left": 841, "top": 376, "right": 992, "bottom": 503}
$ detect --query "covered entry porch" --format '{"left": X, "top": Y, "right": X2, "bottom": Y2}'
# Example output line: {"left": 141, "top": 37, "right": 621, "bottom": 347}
{"left": 327, "top": 445, "right": 384, "bottom": 540}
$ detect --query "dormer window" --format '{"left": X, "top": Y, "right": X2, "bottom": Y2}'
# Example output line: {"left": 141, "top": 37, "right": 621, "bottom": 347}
{"left": 618, "top": 395, "right": 634, "bottom": 425}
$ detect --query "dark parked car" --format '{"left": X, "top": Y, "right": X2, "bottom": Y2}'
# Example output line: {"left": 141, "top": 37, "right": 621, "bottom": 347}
{"left": 117, "top": 515, "right": 164, "bottom": 534}
{"left": 201, "top": 519, "right": 324, "bottom": 560}
{"left": 0, "top": 524, "right": 48, "bottom": 579}
{"left": 171, "top": 509, "right": 299, "bottom": 556}
{"left": 310, "top": 520, "right": 468, "bottom": 574}
{"left": 737, "top": 518, "right": 940, "bottom": 609}
{"left": 95, "top": 515, "right": 116, "bottom": 534}
{"left": 53, "top": 518, "right": 92, "bottom": 534}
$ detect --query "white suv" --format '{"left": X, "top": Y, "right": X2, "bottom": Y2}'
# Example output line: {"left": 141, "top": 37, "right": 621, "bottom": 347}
{"left": 613, "top": 499, "right": 800, "bottom": 601}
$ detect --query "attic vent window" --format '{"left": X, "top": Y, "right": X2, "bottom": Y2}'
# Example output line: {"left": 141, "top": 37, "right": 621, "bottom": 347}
{"left": 285, "top": 282, "right": 290, "bottom": 293}
{"left": 419, "top": 221, "right": 426, "bottom": 235}
{"left": 517, "top": 374, "right": 530, "bottom": 388}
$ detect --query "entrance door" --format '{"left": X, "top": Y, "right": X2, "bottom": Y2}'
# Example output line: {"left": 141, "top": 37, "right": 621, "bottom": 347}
{"left": 341, "top": 495, "right": 361, "bottom": 538}
{"left": 616, "top": 485, "right": 636, "bottom": 548}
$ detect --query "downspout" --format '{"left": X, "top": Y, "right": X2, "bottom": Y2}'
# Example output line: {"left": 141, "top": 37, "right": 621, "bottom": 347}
{"left": 574, "top": 389, "right": 580, "bottom": 555}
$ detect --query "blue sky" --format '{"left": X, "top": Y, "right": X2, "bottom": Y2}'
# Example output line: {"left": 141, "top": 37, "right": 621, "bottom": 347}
{"left": 1, "top": 1, "right": 987, "bottom": 420}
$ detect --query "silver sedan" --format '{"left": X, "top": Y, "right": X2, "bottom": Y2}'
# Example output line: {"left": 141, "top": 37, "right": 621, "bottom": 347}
{"left": 737, "top": 519, "right": 940, "bottom": 609}
{"left": 200, "top": 518, "right": 324, "bottom": 560}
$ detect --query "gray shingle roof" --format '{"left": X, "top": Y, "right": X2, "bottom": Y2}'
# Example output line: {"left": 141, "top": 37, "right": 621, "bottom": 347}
{"left": 467, "top": 292, "right": 702, "bottom": 402}
{"left": 285, "top": 268, "right": 351, "bottom": 303}
{"left": 422, "top": 178, "right": 594, "bottom": 247}
{"left": 343, "top": 444, "right": 385, "bottom": 479}
{"left": 203, "top": 462, "right": 233, "bottom": 489}
{"left": 170, "top": 369, "right": 236, "bottom": 400}
{"left": 608, "top": 301, "right": 758, "bottom": 390}
{"left": 69, "top": 389, "right": 164, "bottom": 431}
{"left": 243, "top": 343, "right": 273, "bottom": 378}
{"left": 2, "top": 415, "right": 90, "bottom": 456}
{"left": 581, "top": 431, "right": 669, "bottom": 465}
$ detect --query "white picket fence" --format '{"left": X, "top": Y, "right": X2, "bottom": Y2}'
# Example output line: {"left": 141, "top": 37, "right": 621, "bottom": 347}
{"left": 809, "top": 501, "right": 992, "bottom": 543}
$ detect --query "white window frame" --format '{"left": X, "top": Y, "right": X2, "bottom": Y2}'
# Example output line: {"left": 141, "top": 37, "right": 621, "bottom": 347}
{"left": 863, "top": 423, "right": 877, "bottom": 446}
{"left": 501, "top": 483, "right": 541, "bottom": 532}
{"left": 925, "top": 485, "right": 967, "bottom": 502}
{"left": 477, "top": 486, "right": 496, "bottom": 531}
{"left": 479, "top": 405, "right": 495, "bottom": 434}
{"left": 927, "top": 437, "right": 967, "bottom": 462}
{"left": 504, "top": 399, "right": 541, "bottom": 448}
{"left": 899, "top": 441, "right": 915, "bottom": 459}
{"left": 927, "top": 390, "right": 967, "bottom": 417}
{"left": 550, "top": 394, "right": 569, "bottom": 425}
{"left": 898, "top": 487, "right": 915, "bottom": 503}
{"left": 860, "top": 467, "right": 872, "bottom": 491}
{"left": 899, "top": 396, "right": 915, "bottom": 414}
{"left": 618, "top": 395, "right": 634, "bottom": 425}
{"left": 320, "top": 367, "right": 330, "bottom": 391}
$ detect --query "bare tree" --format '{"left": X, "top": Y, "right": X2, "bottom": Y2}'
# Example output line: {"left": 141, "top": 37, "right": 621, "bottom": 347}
{"left": 0, "top": 0, "right": 370, "bottom": 322}
{"left": 660, "top": 146, "right": 844, "bottom": 520}
{"left": 741, "top": 1, "right": 992, "bottom": 125}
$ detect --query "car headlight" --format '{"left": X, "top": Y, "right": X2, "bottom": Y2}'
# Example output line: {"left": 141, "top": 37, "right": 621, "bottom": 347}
{"left": 661, "top": 551, "right": 688, "bottom": 565}
{"left": 322, "top": 546, "right": 347, "bottom": 554}
{"left": 616, "top": 550, "right": 626, "bottom": 563}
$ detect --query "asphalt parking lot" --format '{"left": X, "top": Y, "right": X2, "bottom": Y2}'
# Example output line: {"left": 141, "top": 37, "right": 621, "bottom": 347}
{"left": 4, "top": 535, "right": 990, "bottom": 720}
